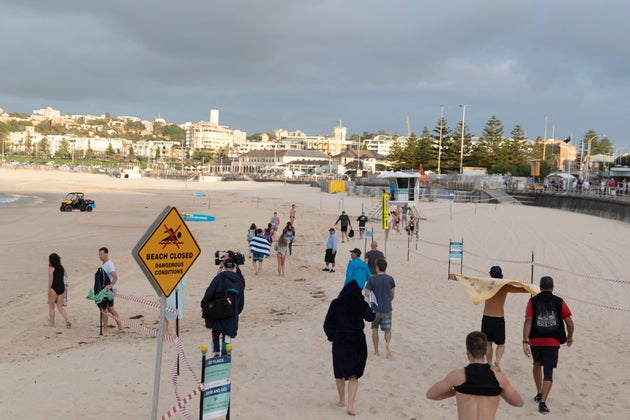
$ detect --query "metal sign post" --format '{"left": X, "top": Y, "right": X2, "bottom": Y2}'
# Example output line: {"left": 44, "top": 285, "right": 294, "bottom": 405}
{"left": 132, "top": 206, "right": 201, "bottom": 420}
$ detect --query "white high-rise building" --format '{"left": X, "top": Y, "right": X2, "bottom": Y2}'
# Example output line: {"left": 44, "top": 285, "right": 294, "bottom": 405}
{"left": 210, "top": 109, "right": 219, "bottom": 125}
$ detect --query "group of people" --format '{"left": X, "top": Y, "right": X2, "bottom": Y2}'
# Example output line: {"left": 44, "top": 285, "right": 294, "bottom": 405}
{"left": 432, "top": 268, "right": 575, "bottom": 417}
{"left": 246, "top": 205, "right": 297, "bottom": 276}
{"left": 323, "top": 241, "right": 396, "bottom": 416}
{"left": 384, "top": 203, "right": 416, "bottom": 239}
{"left": 48, "top": 247, "right": 124, "bottom": 333}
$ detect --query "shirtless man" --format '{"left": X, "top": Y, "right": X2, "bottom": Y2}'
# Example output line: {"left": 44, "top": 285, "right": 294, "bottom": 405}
{"left": 482, "top": 266, "right": 529, "bottom": 370}
{"left": 289, "top": 204, "right": 296, "bottom": 224}
{"left": 427, "top": 331, "right": 524, "bottom": 420}
{"left": 449, "top": 266, "right": 530, "bottom": 371}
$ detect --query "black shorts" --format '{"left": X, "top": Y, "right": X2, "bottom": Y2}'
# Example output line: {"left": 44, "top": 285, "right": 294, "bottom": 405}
{"left": 481, "top": 315, "right": 506, "bottom": 345}
{"left": 531, "top": 346, "right": 559, "bottom": 369}
{"left": 340, "top": 226, "right": 348, "bottom": 232}
{"left": 96, "top": 299, "right": 113, "bottom": 310}
{"left": 325, "top": 249, "right": 336, "bottom": 263}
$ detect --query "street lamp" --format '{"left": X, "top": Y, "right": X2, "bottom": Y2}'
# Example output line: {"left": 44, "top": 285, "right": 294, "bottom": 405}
{"left": 581, "top": 135, "right": 598, "bottom": 181}
{"left": 459, "top": 104, "right": 468, "bottom": 175}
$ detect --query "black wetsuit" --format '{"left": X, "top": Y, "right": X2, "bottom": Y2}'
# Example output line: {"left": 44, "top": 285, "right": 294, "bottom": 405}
{"left": 454, "top": 363, "right": 502, "bottom": 396}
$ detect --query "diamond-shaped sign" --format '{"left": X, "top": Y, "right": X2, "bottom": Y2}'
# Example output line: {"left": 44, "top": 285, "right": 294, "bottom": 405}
{"left": 132, "top": 206, "right": 201, "bottom": 297}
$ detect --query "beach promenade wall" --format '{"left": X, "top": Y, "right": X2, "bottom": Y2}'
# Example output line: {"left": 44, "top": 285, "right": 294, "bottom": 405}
{"left": 512, "top": 192, "right": 630, "bottom": 223}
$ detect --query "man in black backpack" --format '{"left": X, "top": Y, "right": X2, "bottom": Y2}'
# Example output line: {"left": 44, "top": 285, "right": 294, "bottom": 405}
{"left": 201, "top": 258, "right": 245, "bottom": 356}
{"left": 522, "top": 276, "right": 574, "bottom": 415}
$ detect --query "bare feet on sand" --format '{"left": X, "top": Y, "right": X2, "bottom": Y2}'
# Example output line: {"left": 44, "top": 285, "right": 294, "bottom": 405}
{"left": 337, "top": 401, "right": 346, "bottom": 408}
{"left": 347, "top": 408, "right": 356, "bottom": 416}
{"left": 386, "top": 349, "right": 392, "bottom": 359}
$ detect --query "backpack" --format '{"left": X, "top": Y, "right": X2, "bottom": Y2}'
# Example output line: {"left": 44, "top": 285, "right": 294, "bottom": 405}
{"left": 532, "top": 294, "right": 567, "bottom": 344}
{"left": 94, "top": 267, "right": 111, "bottom": 296}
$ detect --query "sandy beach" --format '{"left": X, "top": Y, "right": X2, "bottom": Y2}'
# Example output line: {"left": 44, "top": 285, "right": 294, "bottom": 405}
{"left": 1, "top": 167, "right": 629, "bottom": 419}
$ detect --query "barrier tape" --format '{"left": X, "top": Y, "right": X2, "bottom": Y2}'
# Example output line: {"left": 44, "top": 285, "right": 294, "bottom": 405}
{"left": 408, "top": 242, "right": 630, "bottom": 313}
{"left": 558, "top": 294, "right": 630, "bottom": 313}
{"left": 115, "top": 293, "right": 178, "bottom": 314}
{"left": 161, "top": 384, "right": 203, "bottom": 420}
{"left": 533, "top": 263, "right": 630, "bottom": 285}
{"left": 101, "top": 293, "right": 205, "bottom": 420}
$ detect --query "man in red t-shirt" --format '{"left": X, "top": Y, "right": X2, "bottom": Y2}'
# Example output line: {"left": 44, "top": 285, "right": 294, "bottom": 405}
{"left": 522, "top": 276, "right": 574, "bottom": 414}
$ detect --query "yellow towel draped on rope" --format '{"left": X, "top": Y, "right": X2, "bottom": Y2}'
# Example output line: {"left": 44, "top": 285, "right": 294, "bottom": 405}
{"left": 452, "top": 274, "right": 539, "bottom": 305}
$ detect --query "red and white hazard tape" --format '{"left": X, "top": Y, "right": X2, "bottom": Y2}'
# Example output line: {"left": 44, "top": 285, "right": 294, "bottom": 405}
{"left": 115, "top": 292, "right": 178, "bottom": 314}
{"left": 161, "top": 384, "right": 203, "bottom": 420}
{"left": 558, "top": 294, "right": 630, "bottom": 313}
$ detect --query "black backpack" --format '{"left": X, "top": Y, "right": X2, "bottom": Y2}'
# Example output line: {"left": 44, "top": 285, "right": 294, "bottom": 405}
{"left": 531, "top": 293, "right": 567, "bottom": 344}
{"left": 94, "top": 267, "right": 111, "bottom": 296}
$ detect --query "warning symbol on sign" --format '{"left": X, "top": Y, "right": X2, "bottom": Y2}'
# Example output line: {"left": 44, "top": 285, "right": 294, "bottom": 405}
{"left": 132, "top": 206, "right": 201, "bottom": 298}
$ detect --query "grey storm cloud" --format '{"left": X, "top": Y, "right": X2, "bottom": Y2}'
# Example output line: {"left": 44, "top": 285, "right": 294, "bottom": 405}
{"left": 1, "top": 0, "right": 629, "bottom": 144}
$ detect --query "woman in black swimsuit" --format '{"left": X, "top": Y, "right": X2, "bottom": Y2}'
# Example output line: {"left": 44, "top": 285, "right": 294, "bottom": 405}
{"left": 48, "top": 253, "right": 71, "bottom": 328}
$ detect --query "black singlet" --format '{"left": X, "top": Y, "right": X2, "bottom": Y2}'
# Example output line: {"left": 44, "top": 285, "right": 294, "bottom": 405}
{"left": 453, "top": 363, "right": 502, "bottom": 396}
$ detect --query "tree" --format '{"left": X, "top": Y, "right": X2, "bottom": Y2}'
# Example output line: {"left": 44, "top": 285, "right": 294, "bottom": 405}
{"left": 442, "top": 121, "right": 473, "bottom": 173}
{"left": 385, "top": 137, "right": 408, "bottom": 170}
{"left": 417, "top": 126, "right": 437, "bottom": 169}
{"left": 106, "top": 143, "right": 115, "bottom": 158}
{"left": 159, "top": 124, "right": 185, "bottom": 143}
{"left": 38, "top": 137, "right": 50, "bottom": 159}
{"left": 55, "top": 139, "right": 71, "bottom": 159}
{"left": 432, "top": 117, "right": 452, "bottom": 174}
{"left": 471, "top": 115, "right": 504, "bottom": 168}
{"left": 85, "top": 140, "right": 94, "bottom": 160}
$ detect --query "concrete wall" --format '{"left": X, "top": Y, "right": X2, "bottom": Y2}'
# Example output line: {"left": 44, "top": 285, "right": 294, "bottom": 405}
{"left": 513, "top": 193, "right": 630, "bottom": 223}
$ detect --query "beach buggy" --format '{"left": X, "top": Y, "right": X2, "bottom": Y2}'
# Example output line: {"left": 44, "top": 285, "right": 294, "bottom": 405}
{"left": 60, "top": 192, "right": 96, "bottom": 212}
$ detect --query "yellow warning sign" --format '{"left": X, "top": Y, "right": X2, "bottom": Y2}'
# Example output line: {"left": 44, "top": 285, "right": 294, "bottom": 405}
{"left": 132, "top": 206, "right": 201, "bottom": 298}
{"left": 382, "top": 193, "right": 389, "bottom": 230}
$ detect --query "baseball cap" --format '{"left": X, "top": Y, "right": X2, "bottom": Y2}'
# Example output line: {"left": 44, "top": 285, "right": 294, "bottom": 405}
{"left": 349, "top": 248, "right": 361, "bottom": 256}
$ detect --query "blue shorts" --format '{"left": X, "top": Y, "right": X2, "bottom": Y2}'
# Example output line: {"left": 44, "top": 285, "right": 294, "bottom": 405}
{"left": 359, "top": 227, "right": 366, "bottom": 233}
{"left": 253, "top": 253, "right": 264, "bottom": 262}
{"left": 371, "top": 312, "right": 392, "bottom": 331}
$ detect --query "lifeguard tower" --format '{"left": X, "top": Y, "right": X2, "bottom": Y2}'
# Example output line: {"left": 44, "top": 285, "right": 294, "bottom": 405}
{"left": 367, "top": 171, "right": 426, "bottom": 221}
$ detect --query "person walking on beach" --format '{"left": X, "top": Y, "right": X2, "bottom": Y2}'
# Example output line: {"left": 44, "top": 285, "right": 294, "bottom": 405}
{"left": 345, "top": 248, "right": 370, "bottom": 289}
{"left": 274, "top": 234, "right": 289, "bottom": 276}
{"left": 323, "top": 228, "right": 338, "bottom": 272}
{"left": 283, "top": 222, "right": 296, "bottom": 256}
{"left": 335, "top": 211, "right": 352, "bottom": 243}
{"left": 324, "top": 280, "right": 376, "bottom": 416}
{"left": 363, "top": 259, "right": 395, "bottom": 359}
{"left": 289, "top": 204, "right": 296, "bottom": 224}
{"left": 201, "top": 258, "right": 245, "bottom": 356}
{"left": 270, "top": 211, "right": 280, "bottom": 239}
{"left": 356, "top": 211, "right": 368, "bottom": 239}
{"left": 246, "top": 223, "right": 256, "bottom": 258}
{"left": 523, "top": 276, "right": 574, "bottom": 415}
{"left": 98, "top": 247, "right": 124, "bottom": 332}
{"left": 264, "top": 223, "right": 274, "bottom": 244}
{"left": 364, "top": 241, "right": 385, "bottom": 275}
{"left": 249, "top": 228, "right": 271, "bottom": 275}
{"left": 48, "top": 253, "right": 71, "bottom": 328}
{"left": 482, "top": 266, "right": 530, "bottom": 371}
{"left": 427, "top": 331, "right": 524, "bottom": 419}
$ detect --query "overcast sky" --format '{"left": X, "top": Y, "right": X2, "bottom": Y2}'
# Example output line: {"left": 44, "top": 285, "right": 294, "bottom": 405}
{"left": 2, "top": 1, "right": 629, "bottom": 149}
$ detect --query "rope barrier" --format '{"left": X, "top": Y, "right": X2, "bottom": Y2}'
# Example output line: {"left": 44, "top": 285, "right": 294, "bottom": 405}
{"left": 558, "top": 294, "right": 630, "bottom": 313}
{"left": 407, "top": 238, "right": 630, "bottom": 313}
{"left": 100, "top": 292, "right": 203, "bottom": 419}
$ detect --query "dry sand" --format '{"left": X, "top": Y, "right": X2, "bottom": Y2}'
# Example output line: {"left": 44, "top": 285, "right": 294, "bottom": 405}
{"left": 1, "top": 167, "right": 629, "bottom": 419}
